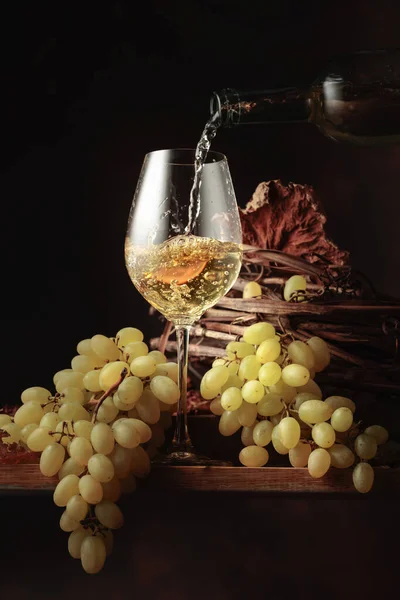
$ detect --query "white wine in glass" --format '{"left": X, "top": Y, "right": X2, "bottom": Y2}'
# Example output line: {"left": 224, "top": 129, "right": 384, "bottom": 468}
{"left": 125, "top": 148, "right": 242, "bottom": 464}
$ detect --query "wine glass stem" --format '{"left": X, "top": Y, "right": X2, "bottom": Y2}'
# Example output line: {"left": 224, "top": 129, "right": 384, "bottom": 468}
{"left": 172, "top": 325, "right": 193, "bottom": 453}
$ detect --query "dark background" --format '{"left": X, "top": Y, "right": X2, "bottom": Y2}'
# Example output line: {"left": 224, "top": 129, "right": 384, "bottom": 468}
{"left": 1, "top": 2, "right": 400, "bottom": 598}
{"left": 2, "top": 0, "right": 400, "bottom": 401}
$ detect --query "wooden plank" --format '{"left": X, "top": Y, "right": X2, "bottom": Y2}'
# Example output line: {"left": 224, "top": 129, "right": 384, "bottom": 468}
{"left": 0, "top": 464, "right": 399, "bottom": 494}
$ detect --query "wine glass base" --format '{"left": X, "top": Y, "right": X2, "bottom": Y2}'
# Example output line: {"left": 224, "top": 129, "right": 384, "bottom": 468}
{"left": 152, "top": 450, "right": 232, "bottom": 467}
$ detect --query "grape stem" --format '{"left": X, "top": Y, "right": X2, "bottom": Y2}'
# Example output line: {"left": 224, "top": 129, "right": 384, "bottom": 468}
{"left": 91, "top": 368, "right": 128, "bottom": 423}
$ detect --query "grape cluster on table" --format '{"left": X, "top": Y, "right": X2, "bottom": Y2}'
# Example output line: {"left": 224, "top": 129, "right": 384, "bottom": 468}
{"left": 0, "top": 327, "right": 179, "bottom": 574}
{"left": 201, "top": 317, "right": 389, "bottom": 494}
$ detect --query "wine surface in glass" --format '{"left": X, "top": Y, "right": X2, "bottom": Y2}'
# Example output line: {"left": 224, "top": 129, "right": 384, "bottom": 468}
{"left": 125, "top": 234, "right": 242, "bottom": 325}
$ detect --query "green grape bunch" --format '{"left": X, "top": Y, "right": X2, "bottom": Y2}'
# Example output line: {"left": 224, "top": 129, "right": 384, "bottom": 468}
{"left": 0, "top": 327, "right": 178, "bottom": 574}
{"left": 201, "top": 320, "right": 389, "bottom": 494}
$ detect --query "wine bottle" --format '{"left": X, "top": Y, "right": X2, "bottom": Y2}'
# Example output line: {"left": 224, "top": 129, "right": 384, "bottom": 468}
{"left": 210, "top": 49, "right": 400, "bottom": 145}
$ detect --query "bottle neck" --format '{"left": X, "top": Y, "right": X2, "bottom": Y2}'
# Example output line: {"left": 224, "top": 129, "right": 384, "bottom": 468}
{"left": 211, "top": 87, "right": 313, "bottom": 127}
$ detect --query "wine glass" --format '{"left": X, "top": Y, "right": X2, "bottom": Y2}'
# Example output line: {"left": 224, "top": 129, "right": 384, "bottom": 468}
{"left": 125, "top": 148, "right": 242, "bottom": 464}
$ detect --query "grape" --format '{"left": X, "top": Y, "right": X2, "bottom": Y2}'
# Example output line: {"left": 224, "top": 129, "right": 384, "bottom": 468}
{"left": 95, "top": 501, "right": 124, "bottom": 529}
{"left": 60, "top": 511, "right": 80, "bottom": 533}
{"left": 68, "top": 527, "right": 90, "bottom": 559}
{"left": 269, "top": 380, "right": 297, "bottom": 403}
{"left": 77, "top": 338, "right": 100, "bottom": 358}
{"left": 308, "top": 448, "right": 331, "bottom": 478}
{"left": 0, "top": 414, "right": 12, "bottom": 427}
{"left": 243, "top": 322, "right": 275, "bottom": 345}
{"left": 136, "top": 388, "right": 161, "bottom": 424}
{"left": 40, "top": 412, "right": 60, "bottom": 430}
{"left": 154, "top": 362, "right": 179, "bottom": 383}
{"left": 123, "top": 418, "right": 152, "bottom": 444}
{"left": 130, "top": 445, "right": 151, "bottom": 477}
{"left": 73, "top": 421, "right": 94, "bottom": 440}
{"left": 270, "top": 414, "right": 282, "bottom": 426}
{"left": 79, "top": 474, "right": 103, "bottom": 504}
{"left": 279, "top": 417, "right": 301, "bottom": 449}
{"left": 226, "top": 341, "right": 255, "bottom": 359}
{"left": 328, "top": 444, "right": 355, "bottom": 468}
{"left": 226, "top": 360, "right": 240, "bottom": 375}
{"left": 289, "top": 441, "right": 312, "bottom": 467}
{"left": 83, "top": 370, "right": 102, "bottom": 393}
{"left": 241, "top": 380, "right": 264, "bottom": 404}
{"left": 219, "top": 387, "right": 241, "bottom": 411}
{"left": 296, "top": 379, "right": 323, "bottom": 399}
{"left": 354, "top": 434, "right": 377, "bottom": 460}
{"left": 211, "top": 358, "right": 227, "bottom": 368}
{"left": 59, "top": 402, "right": 90, "bottom": 422}
{"left": 115, "top": 377, "right": 141, "bottom": 407}
{"left": 293, "top": 392, "right": 316, "bottom": 411}
{"left": 87, "top": 453, "right": 115, "bottom": 483}
{"left": 56, "top": 372, "right": 85, "bottom": 393}
{"left": 207, "top": 398, "right": 222, "bottom": 417}
{"left": 282, "top": 364, "right": 310, "bottom": 387}
{"left": 287, "top": 341, "right": 315, "bottom": 370}
{"left": 200, "top": 377, "right": 220, "bottom": 400}
{"left": 150, "top": 376, "right": 180, "bottom": 405}
{"left": 237, "top": 401, "right": 258, "bottom": 427}
{"left": 54, "top": 420, "right": 75, "bottom": 447}
{"left": 54, "top": 474, "right": 80, "bottom": 507}
{"left": 120, "top": 473, "right": 137, "bottom": 494}
{"left": 54, "top": 370, "right": 74, "bottom": 387}
{"left": 116, "top": 327, "right": 144, "bottom": 347}
{"left": 128, "top": 407, "right": 140, "bottom": 418}
{"left": 204, "top": 366, "right": 230, "bottom": 389}
{"left": 258, "top": 362, "right": 282, "bottom": 386}
{"left": 284, "top": 275, "right": 307, "bottom": 302}
{"left": 221, "top": 374, "right": 243, "bottom": 393}
{"left": 364, "top": 425, "right": 389, "bottom": 445}
{"left": 69, "top": 437, "right": 93, "bottom": 466}
{"left": 91, "top": 334, "right": 120, "bottom": 361}
{"left": 243, "top": 281, "right": 262, "bottom": 299}
{"left": 71, "top": 354, "right": 97, "bottom": 374}
{"left": 20, "top": 423, "right": 38, "bottom": 444}
{"left": 257, "top": 393, "right": 284, "bottom": 417}
{"left": 299, "top": 400, "right": 333, "bottom": 424}
{"left": 110, "top": 445, "right": 134, "bottom": 479}
{"left": 91, "top": 423, "right": 115, "bottom": 455}
{"left": 330, "top": 407, "right": 353, "bottom": 432}
{"left": 99, "top": 361, "right": 130, "bottom": 391}
{"left": 238, "top": 356, "right": 261, "bottom": 381}
{"left": 66, "top": 495, "right": 89, "bottom": 522}
{"left": 352, "top": 462, "right": 374, "bottom": 494}
{"left": 93, "top": 397, "right": 117, "bottom": 424}
{"left": 26, "top": 426, "right": 54, "bottom": 451}
{"left": 130, "top": 355, "right": 157, "bottom": 378}
{"left": 112, "top": 421, "right": 141, "bottom": 449}
{"left": 312, "top": 422, "right": 336, "bottom": 448}
{"left": 112, "top": 392, "right": 135, "bottom": 412}
{"left": 13, "top": 401, "right": 43, "bottom": 428}
{"left": 123, "top": 341, "right": 149, "bottom": 362}
{"left": 324, "top": 396, "right": 356, "bottom": 413}
{"left": 253, "top": 420, "right": 274, "bottom": 447}
{"left": 241, "top": 422, "right": 257, "bottom": 446}
{"left": 218, "top": 410, "right": 241, "bottom": 436}
{"left": 147, "top": 350, "right": 167, "bottom": 365}
{"left": 81, "top": 535, "right": 106, "bottom": 574}
{"left": 59, "top": 387, "right": 85, "bottom": 405}
{"left": 21, "top": 386, "right": 51, "bottom": 405}
{"left": 306, "top": 336, "right": 330, "bottom": 371}
{"left": 40, "top": 443, "right": 65, "bottom": 477}
{"left": 239, "top": 445, "right": 269, "bottom": 467}
{"left": 270, "top": 426, "right": 289, "bottom": 455}
{"left": 58, "top": 457, "right": 85, "bottom": 480}
{"left": 256, "top": 339, "right": 281, "bottom": 364}
{"left": 102, "top": 477, "right": 122, "bottom": 502}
